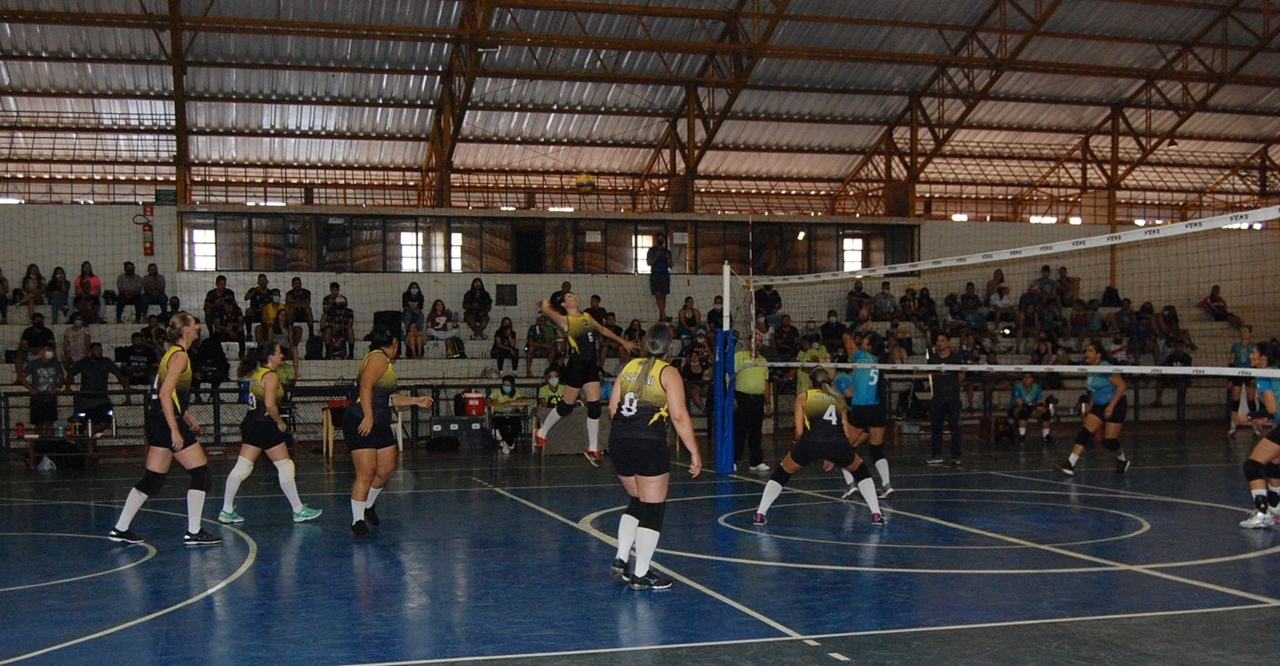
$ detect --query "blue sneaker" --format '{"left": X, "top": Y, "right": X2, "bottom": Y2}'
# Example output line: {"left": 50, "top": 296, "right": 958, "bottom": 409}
{"left": 218, "top": 509, "right": 245, "bottom": 524}
{"left": 292, "top": 506, "right": 323, "bottom": 523}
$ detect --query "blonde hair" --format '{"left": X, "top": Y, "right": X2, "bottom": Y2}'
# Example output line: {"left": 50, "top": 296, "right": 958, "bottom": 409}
{"left": 165, "top": 312, "right": 196, "bottom": 343}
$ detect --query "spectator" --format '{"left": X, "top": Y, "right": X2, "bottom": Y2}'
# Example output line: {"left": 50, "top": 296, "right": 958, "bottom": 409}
{"left": 69, "top": 342, "right": 129, "bottom": 436}
{"left": 138, "top": 263, "right": 167, "bottom": 320}
{"left": 1130, "top": 302, "right": 1160, "bottom": 365}
{"left": 959, "top": 282, "right": 985, "bottom": 328}
{"left": 1154, "top": 338, "right": 1193, "bottom": 419}
{"left": 990, "top": 283, "right": 1017, "bottom": 332}
{"left": 802, "top": 318, "right": 822, "bottom": 347}
{"left": 646, "top": 232, "right": 673, "bottom": 321}
{"left": 884, "top": 334, "right": 909, "bottom": 364}
{"left": 682, "top": 329, "right": 714, "bottom": 370}
{"left": 160, "top": 296, "right": 182, "bottom": 328}
{"left": 286, "top": 277, "right": 315, "bottom": 339}
{"left": 774, "top": 314, "right": 802, "bottom": 361}
{"left": 819, "top": 309, "right": 847, "bottom": 358}
{"left": 1105, "top": 331, "right": 1130, "bottom": 365}
{"left": 20, "top": 342, "right": 65, "bottom": 436}
{"left": 1035, "top": 265, "right": 1056, "bottom": 298}
{"left": 752, "top": 316, "right": 775, "bottom": 355}
{"left": 524, "top": 314, "right": 559, "bottom": 377}
{"left": 1055, "top": 266, "right": 1080, "bottom": 305}
{"left": 1009, "top": 372, "right": 1052, "bottom": 444}
{"left": 917, "top": 287, "right": 939, "bottom": 330}
{"left": 984, "top": 268, "right": 1006, "bottom": 301}
{"left": 753, "top": 283, "right": 783, "bottom": 329}
{"left": 462, "top": 278, "right": 493, "bottom": 340}
{"left": 706, "top": 295, "right": 725, "bottom": 331}
{"left": 675, "top": 296, "right": 701, "bottom": 338}
{"left": 322, "top": 296, "right": 356, "bottom": 360}
{"left": 404, "top": 321, "right": 427, "bottom": 359}
{"left": 1015, "top": 282, "right": 1043, "bottom": 352}
{"left": 490, "top": 316, "right": 520, "bottom": 374}
{"left": 1104, "top": 299, "right": 1135, "bottom": 337}
{"left": 120, "top": 331, "right": 159, "bottom": 387}
{"left": 549, "top": 280, "right": 571, "bottom": 316}
{"left": 61, "top": 313, "right": 92, "bottom": 370}
{"left": 255, "top": 288, "right": 288, "bottom": 345}
{"left": 16, "top": 311, "right": 55, "bottom": 373}
{"left": 190, "top": 327, "right": 230, "bottom": 401}
{"left": 599, "top": 312, "right": 627, "bottom": 365}
{"left": 899, "top": 285, "right": 924, "bottom": 330}
{"left": 111, "top": 261, "right": 144, "bottom": 324}
{"left": 73, "top": 272, "right": 101, "bottom": 325}
{"left": 538, "top": 366, "right": 565, "bottom": 408}
{"left": 210, "top": 310, "right": 246, "bottom": 360}
{"left": 203, "top": 275, "right": 243, "bottom": 338}
{"left": 1198, "top": 284, "right": 1243, "bottom": 329}
{"left": 401, "top": 281, "right": 425, "bottom": 339}
{"left": 872, "top": 281, "right": 899, "bottom": 321}
{"left": 583, "top": 294, "right": 608, "bottom": 325}
{"left": 846, "top": 280, "right": 873, "bottom": 322}
{"left": 622, "top": 318, "right": 647, "bottom": 363}
{"left": 1158, "top": 304, "right": 1194, "bottom": 349}
{"left": 14, "top": 263, "right": 46, "bottom": 322}
{"left": 46, "top": 266, "right": 69, "bottom": 324}
{"left": 321, "top": 281, "right": 344, "bottom": 312}
{"left": 425, "top": 299, "right": 457, "bottom": 340}
{"left": 795, "top": 335, "right": 831, "bottom": 394}
{"left": 0, "top": 267, "right": 8, "bottom": 323}
{"left": 73, "top": 261, "right": 102, "bottom": 314}
{"left": 242, "top": 273, "right": 272, "bottom": 339}
{"left": 487, "top": 374, "right": 529, "bottom": 454}
{"left": 681, "top": 351, "right": 709, "bottom": 414}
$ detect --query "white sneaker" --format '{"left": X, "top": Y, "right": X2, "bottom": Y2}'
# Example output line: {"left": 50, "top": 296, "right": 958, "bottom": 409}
{"left": 500, "top": 443, "right": 511, "bottom": 455}
{"left": 1239, "top": 511, "right": 1273, "bottom": 529}
{"left": 1268, "top": 506, "right": 1280, "bottom": 523}
{"left": 1228, "top": 424, "right": 1238, "bottom": 436}
{"left": 749, "top": 463, "right": 770, "bottom": 472}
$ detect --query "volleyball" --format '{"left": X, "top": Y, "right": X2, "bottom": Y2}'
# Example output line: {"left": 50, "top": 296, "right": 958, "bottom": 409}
{"left": 575, "top": 173, "right": 596, "bottom": 194}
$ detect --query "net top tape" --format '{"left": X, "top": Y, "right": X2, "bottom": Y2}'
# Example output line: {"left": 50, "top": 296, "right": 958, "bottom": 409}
{"left": 742, "top": 360, "right": 1280, "bottom": 379}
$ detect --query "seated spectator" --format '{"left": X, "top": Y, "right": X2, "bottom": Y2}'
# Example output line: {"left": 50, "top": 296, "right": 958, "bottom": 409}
{"left": 524, "top": 314, "right": 559, "bottom": 377}
{"left": 15, "top": 263, "right": 46, "bottom": 322}
{"left": 44, "top": 266, "right": 70, "bottom": 324}
{"left": 884, "top": 334, "right": 909, "bottom": 364}
{"left": 204, "top": 275, "right": 245, "bottom": 353}
{"left": 1015, "top": 282, "right": 1043, "bottom": 352}
{"left": 1159, "top": 304, "right": 1194, "bottom": 349}
{"left": 256, "top": 288, "right": 288, "bottom": 345}
{"left": 140, "top": 263, "right": 166, "bottom": 319}
{"left": 705, "top": 295, "right": 725, "bottom": 331}
{"left": 819, "top": 309, "right": 846, "bottom": 358}
{"left": 583, "top": 294, "right": 608, "bottom": 325}
{"left": 1154, "top": 338, "right": 1193, "bottom": 416}
{"left": 795, "top": 336, "right": 831, "bottom": 394}
{"left": 463, "top": 278, "right": 493, "bottom": 340}
{"left": 752, "top": 316, "right": 775, "bottom": 355}
{"left": 1105, "top": 298, "right": 1135, "bottom": 336}
{"left": 402, "top": 281, "right": 425, "bottom": 339}
{"left": 0, "top": 267, "right": 9, "bottom": 323}
{"left": 322, "top": 296, "right": 355, "bottom": 359}
{"left": 242, "top": 273, "right": 272, "bottom": 338}
{"left": 73, "top": 261, "right": 102, "bottom": 315}
{"left": 20, "top": 342, "right": 65, "bottom": 436}
{"left": 917, "top": 287, "right": 940, "bottom": 330}
{"left": 1055, "top": 266, "right": 1080, "bottom": 305}
{"left": 286, "top": 277, "right": 316, "bottom": 338}
{"left": 846, "top": 280, "right": 873, "bottom": 322}
{"left": 1105, "top": 331, "right": 1130, "bottom": 365}
{"left": 321, "top": 281, "right": 344, "bottom": 312}
{"left": 1198, "top": 284, "right": 1243, "bottom": 329}
{"left": 889, "top": 320, "right": 915, "bottom": 357}
{"left": 425, "top": 299, "right": 458, "bottom": 340}
{"left": 899, "top": 285, "right": 924, "bottom": 330}
{"left": 681, "top": 353, "right": 709, "bottom": 414}
{"left": 491, "top": 316, "right": 519, "bottom": 374}
{"left": 115, "top": 262, "right": 145, "bottom": 324}
{"left": 190, "top": 328, "right": 231, "bottom": 400}
{"left": 61, "top": 313, "right": 92, "bottom": 369}
{"left": 599, "top": 312, "right": 627, "bottom": 364}
{"left": 549, "top": 280, "right": 571, "bottom": 316}
{"left": 676, "top": 297, "right": 702, "bottom": 338}
{"left": 984, "top": 268, "right": 1006, "bottom": 301}
{"left": 1130, "top": 302, "right": 1161, "bottom": 364}
{"left": 538, "top": 367, "right": 565, "bottom": 408}
{"left": 990, "top": 283, "right": 1017, "bottom": 329}
{"left": 160, "top": 296, "right": 182, "bottom": 327}
{"left": 872, "top": 281, "right": 899, "bottom": 321}
{"left": 774, "top": 314, "right": 802, "bottom": 361}
{"left": 1036, "top": 294, "right": 1063, "bottom": 342}
{"left": 404, "top": 321, "right": 427, "bottom": 359}
{"left": 16, "top": 311, "right": 55, "bottom": 373}
{"left": 681, "top": 329, "right": 714, "bottom": 370}
{"left": 487, "top": 374, "right": 529, "bottom": 452}
{"left": 754, "top": 283, "right": 783, "bottom": 329}
{"left": 119, "top": 332, "right": 159, "bottom": 386}
{"left": 941, "top": 301, "right": 969, "bottom": 340}
{"left": 1067, "top": 300, "right": 1091, "bottom": 351}
{"left": 73, "top": 274, "right": 101, "bottom": 325}
{"left": 209, "top": 311, "right": 246, "bottom": 359}
{"left": 802, "top": 318, "right": 822, "bottom": 347}
{"left": 1035, "top": 265, "right": 1056, "bottom": 298}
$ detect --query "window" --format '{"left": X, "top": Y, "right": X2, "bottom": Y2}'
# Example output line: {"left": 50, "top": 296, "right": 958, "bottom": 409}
{"left": 633, "top": 234, "right": 654, "bottom": 274}
{"left": 399, "top": 231, "right": 424, "bottom": 272}
{"left": 187, "top": 228, "right": 217, "bottom": 271}
{"left": 450, "top": 232, "right": 463, "bottom": 272}
{"left": 842, "top": 237, "right": 864, "bottom": 272}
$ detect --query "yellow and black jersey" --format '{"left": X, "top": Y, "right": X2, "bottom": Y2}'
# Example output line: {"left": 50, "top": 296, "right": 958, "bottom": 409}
{"left": 245, "top": 366, "right": 283, "bottom": 420}
{"left": 610, "top": 358, "right": 672, "bottom": 441}
{"left": 147, "top": 344, "right": 191, "bottom": 414}
{"left": 352, "top": 350, "right": 397, "bottom": 424}
{"left": 800, "top": 388, "right": 847, "bottom": 441}
{"left": 564, "top": 313, "right": 599, "bottom": 361}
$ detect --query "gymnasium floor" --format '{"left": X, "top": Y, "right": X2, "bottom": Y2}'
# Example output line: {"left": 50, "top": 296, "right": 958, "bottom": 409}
{"left": 2, "top": 422, "right": 1279, "bottom": 665}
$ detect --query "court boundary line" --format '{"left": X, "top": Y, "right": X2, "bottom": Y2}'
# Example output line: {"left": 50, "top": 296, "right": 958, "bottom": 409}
{"left": 0, "top": 532, "right": 158, "bottom": 593}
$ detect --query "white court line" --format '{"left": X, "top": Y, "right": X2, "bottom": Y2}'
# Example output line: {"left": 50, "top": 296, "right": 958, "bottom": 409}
{"left": 467, "top": 476, "right": 804, "bottom": 639}
{"left": 0, "top": 532, "right": 158, "bottom": 593}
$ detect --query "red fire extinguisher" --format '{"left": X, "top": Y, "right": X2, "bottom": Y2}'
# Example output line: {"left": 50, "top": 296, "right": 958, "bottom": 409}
{"left": 143, "top": 223, "right": 154, "bottom": 256}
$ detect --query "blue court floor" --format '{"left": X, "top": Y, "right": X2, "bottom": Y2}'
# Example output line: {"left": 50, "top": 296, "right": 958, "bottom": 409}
{"left": 2, "top": 423, "right": 1279, "bottom": 665}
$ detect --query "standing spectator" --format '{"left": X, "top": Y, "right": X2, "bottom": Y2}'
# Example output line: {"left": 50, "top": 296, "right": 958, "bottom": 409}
{"left": 19, "top": 342, "right": 65, "bottom": 437}
{"left": 734, "top": 331, "right": 772, "bottom": 473}
{"left": 61, "top": 313, "right": 92, "bottom": 370}
{"left": 926, "top": 332, "right": 966, "bottom": 466}
{"left": 286, "top": 277, "right": 315, "bottom": 340}
{"left": 140, "top": 263, "right": 167, "bottom": 319}
{"left": 15, "top": 263, "right": 46, "bottom": 322}
{"left": 646, "top": 233, "right": 673, "bottom": 321}
{"left": 15, "top": 311, "right": 55, "bottom": 374}
{"left": 846, "top": 280, "right": 873, "bottom": 323}
{"left": 0, "top": 267, "right": 9, "bottom": 324}
{"left": 774, "top": 314, "right": 802, "bottom": 362}
{"left": 753, "top": 284, "right": 783, "bottom": 329}
{"left": 1015, "top": 282, "right": 1043, "bottom": 353}
{"left": 114, "top": 262, "right": 144, "bottom": 324}
{"left": 121, "top": 332, "right": 160, "bottom": 387}
{"left": 490, "top": 316, "right": 520, "bottom": 374}
{"left": 46, "top": 266, "right": 70, "bottom": 324}
{"left": 872, "top": 282, "right": 899, "bottom": 321}
{"left": 705, "top": 295, "right": 725, "bottom": 332}
{"left": 675, "top": 297, "right": 702, "bottom": 338}
{"left": 242, "top": 274, "right": 272, "bottom": 340}
{"left": 69, "top": 342, "right": 129, "bottom": 436}
{"left": 524, "top": 314, "right": 558, "bottom": 377}
{"left": 1198, "top": 284, "right": 1243, "bottom": 329}
{"left": 462, "top": 278, "right": 493, "bottom": 340}
{"left": 401, "top": 281, "right": 425, "bottom": 339}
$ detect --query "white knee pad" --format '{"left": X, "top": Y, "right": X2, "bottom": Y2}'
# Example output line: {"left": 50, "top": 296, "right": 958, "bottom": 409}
{"left": 273, "top": 458, "right": 296, "bottom": 484}
{"left": 230, "top": 456, "right": 255, "bottom": 482}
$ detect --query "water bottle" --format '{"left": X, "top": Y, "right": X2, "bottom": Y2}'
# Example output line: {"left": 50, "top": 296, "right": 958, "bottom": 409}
{"left": 55, "top": 423, "right": 66, "bottom": 438}
{"left": 15, "top": 422, "right": 25, "bottom": 438}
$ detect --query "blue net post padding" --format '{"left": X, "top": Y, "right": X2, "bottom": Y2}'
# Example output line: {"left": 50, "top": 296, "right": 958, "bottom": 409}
{"left": 713, "top": 329, "right": 736, "bottom": 475}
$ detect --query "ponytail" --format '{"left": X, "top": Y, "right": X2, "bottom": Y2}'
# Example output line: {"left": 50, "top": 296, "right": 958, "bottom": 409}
{"left": 238, "top": 341, "right": 280, "bottom": 378}
{"left": 624, "top": 323, "right": 673, "bottom": 396}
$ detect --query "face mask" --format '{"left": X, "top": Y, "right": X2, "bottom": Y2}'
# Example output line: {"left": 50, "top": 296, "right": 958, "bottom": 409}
{"left": 828, "top": 317, "right": 838, "bottom": 323}
{"left": 811, "top": 342, "right": 820, "bottom": 350}
{"left": 410, "top": 288, "right": 419, "bottom": 295}
{"left": 502, "top": 385, "right": 514, "bottom": 395}
{"left": 548, "top": 377, "right": 559, "bottom": 387}
{"left": 696, "top": 337, "right": 706, "bottom": 344}
{"left": 272, "top": 296, "right": 281, "bottom": 303}
{"left": 42, "top": 351, "right": 54, "bottom": 360}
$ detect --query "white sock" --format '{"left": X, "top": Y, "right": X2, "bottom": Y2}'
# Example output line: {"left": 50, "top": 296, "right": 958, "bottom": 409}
{"left": 857, "top": 477, "right": 881, "bottom": 515}
{"left": 351, "top": 498, "right": 366, "bottom": 525}
{"left": 615, "top": 513, "right": 639, "bottom": 563}
{"left": 632, "top": 527, "right": 660, "bottom": 578}
{"left": 539, "top": 410, "right": 563, "bottom": 436}
{"left": 222, "top": 456, "right": 254, "bottom": 513}
{"left": 757, "top": 480, "right": 784, "bottom": 516}
{"left": 841, "top": 468, "right": 854, "bottom": 485}
{"left": 1018, "top": 426, "right": 1027, "bottom": 436}
{"left": 875, "top": 458, "right": 891, "bottom": 488}
{"left": 366, "top": 485, "right": 383, "bottom": 509}
{"left": 115, "top": 488, "right": 148, "bottom": 531}
{"left": 586, "top": 417, "right": 600, "bottom": 452}
{"left": 274, "top": 459, "right": 304, "bottom": 513}
{"left": 1042, "top": 427, "right": 1051, "bottom": 438}
{"left": 186, "top": 489, "right": 206, "bottom": 534}
{"left": 1068, "top": 452, "right": 1080, "bottom": 465}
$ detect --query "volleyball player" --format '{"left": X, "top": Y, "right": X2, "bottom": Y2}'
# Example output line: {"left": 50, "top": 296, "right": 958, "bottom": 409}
{"left": 108, "top": 313, "right": 222, "bottom": 546}
{"left": 344, "top": 327, "right": 433, "bottom": 537}
{"left": 535, "top": 292, "right": 635, "bottom": 466}
{"left": 835, "top": 333, "right": 893, "bottom": 500}
{"left": 1238, "top": 343, "right": 1280, "bottom": 528}
{"left": 753, "top": 367, "right": 885, "bottom": 526}
{"left": 218, "top": 341, "right": 322, "bottom": 525}
{"left": 1054, "top": 340, "right": 1130, "bottom": 476}
{"left": 608, "top": 324, "right": 702, "bottom": 590}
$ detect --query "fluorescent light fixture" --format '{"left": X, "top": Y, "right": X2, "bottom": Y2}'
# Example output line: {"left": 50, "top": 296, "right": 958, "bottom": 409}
{"left": 246, "top": 201, "right": 286, "bottom": 207}
{"left": 1133, "top": 219, "right": 1147, "bottom": 226}
{"left": 547, "top": 206, "right": 575, "bottom": 212}
{"left": 951, "top": 213, "right": 969, "bottom": 222}
{"left": 796, "top": 230, "right": 806, "bottom": 240}
{"left": 499, "top": 206, "right": 516, "bottom": 211}
{"left": 1029, "top": 215, "right": 1057, "bottom": 224}
{"left": 0, "top": 197, "right": 24, "bottom": 204}
{"left": 1068, "top": 216, "right": 1083, "bottom": 225}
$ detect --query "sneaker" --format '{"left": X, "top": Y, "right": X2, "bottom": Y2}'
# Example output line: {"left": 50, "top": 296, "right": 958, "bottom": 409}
{"left": 925, "top": 456, "right": 944, "bottom": 465}
{"left": 1115, "top": 458, "right": 1131, "bottom": 475}
{"left": 182, "top": 529, "right": 223, "bottom": 546}
{"left": 1239, "top": 511, "right": 1274, "bottom": 529}
{"left": 752, "top": 513, "right": 768, "bottom": 526}
{"left": 1269, "top": 506, "right": 1280, "bottom": 524}
{"left": 534, "top": 428, "right": 546, "bottom": 448}
{"left": 1042, "top": 434, "right": 1053, "bottom": 444}
{"left": 870, "top": 512, "right": 887, "bottom": 526}
{"left": 950, "top": 458, "right": 962, "bottom": 466}
{"left": 583, "top": 450, "right": 601, "bottom": 467}
{"left": 749, "top": 463, "right": 770, "bottom": 472}
{"left": 292, "top": 506, "right": 323, "bottom": 523}
{"left": 351, "top": 519, "right": 371, "bottom": 537}
{"left": 107, "top": 527, "right": 144, "bottom": 544}
{"left": 1254, "top": 426, "right": 1265, "bottom": 437}
{"left": 364, "top": 505, "right": 380, "bottom": 526}
{"left": 877, "top": 485, "right": 895, "bottom": 500}
{"left": 1054, "top": 460, "right": 1075, "bottom": 476}
{"left": 610, "top": 558, "right": 629, "bottom": 581}
{"left": 500, "top": 442, "right": 511, "bottom": 455}
{"left": 217, "top": 509, "right": 244, "bottom": 524}
{"left": 629, "top": 570, "right": 673, "bottom": 591}
{"left": 840, "top": 482, "right": 859, "bottom": 500}
{"left": 1228, "top": 424, "right": 1238, "bottom": 436}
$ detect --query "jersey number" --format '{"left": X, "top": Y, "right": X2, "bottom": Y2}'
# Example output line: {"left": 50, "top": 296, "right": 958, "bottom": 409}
{"left": 620, "top": 392, "right": 639, "bottom": 417}
{"left": 823, "top": 405, "right": 840, "bottom": 425}
{"left": 867, "top": 368, "right": 879, "bottom": 386}
{"left": 245, "top": 393, "right": 257, "bottom": 410}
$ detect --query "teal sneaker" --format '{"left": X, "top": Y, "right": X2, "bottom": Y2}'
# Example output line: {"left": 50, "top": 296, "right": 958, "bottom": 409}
{"left": 292, "top": 505, "right": 323, "bottom": 523}
{"left": 217, "top": 509, "right": 245, "bottom": 524}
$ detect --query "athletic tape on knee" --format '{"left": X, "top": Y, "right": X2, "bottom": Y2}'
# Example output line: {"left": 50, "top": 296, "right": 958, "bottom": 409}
{"left": 1075, "top": 428, "right": 1093, "bottom": 447}
{"left": 136, "top": 469, "right": 166, "bottom": 495}
{"left": 555, "top": 400, "right": 575, "bottom": 417}
{"left": 273, "top": 458, "right": 296, "bottom": 484}
{"left": 1265, "top": 462, "right": 1280, "bottom": 479}
{"left": 768, "top": 466, "right": 792, "bottom": 486}
{"left": 637, "top": 501, "right": 666, "bottom": 532}
{"left": 189, "top": 464, "right": 212, "bottom": 492}
{"left": 1102, "top": 438, "right": 1121, "bottom": 453}
{"left": 587, "top": 401, "right": 603, "bottom": 420}
{"left": 851, "top": 462, "right": 871, "bottom": 483}
{"left": 229, "top": 456, "right": 254, "bottom": 482}
{"left": 1244, "top": 458, "right": 1267, "bottom": 482}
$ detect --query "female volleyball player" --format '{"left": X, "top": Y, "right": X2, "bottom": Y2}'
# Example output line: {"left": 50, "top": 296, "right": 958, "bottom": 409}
{"left": 835, "top": 333, "right": 894, "bottom": 500}
{"left": 218, "top": 341, "right": 322, "bottom": 526}
{"left": 1238, "top": 343, "right": 1280, "bottom": 528}
{"left": 1054, "top": 340, "right": 1130, "bottom": 476}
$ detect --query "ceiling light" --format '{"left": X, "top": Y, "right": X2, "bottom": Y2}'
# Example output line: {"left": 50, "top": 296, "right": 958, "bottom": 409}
{"left": 796, "top": 230, "right": 806, "bottom": 240}
{"left": 951, "top": 213, "right": 969, "bottom": 222}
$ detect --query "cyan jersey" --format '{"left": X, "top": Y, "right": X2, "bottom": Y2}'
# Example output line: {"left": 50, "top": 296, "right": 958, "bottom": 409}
{"left": 1231, "top": 343, "right": 1251, "bottom": 368}
{"left": 1012, "top": 381, "right": 1043, "bottom": 408}
{"left": 850, "top": 350, "right": 880, "bottom": 406}
{"left": 1087, "top": 362, "right": 1118, "bottom": 404}
{"left": 1257, "top": 376, "right": 1275, "bottom": 396}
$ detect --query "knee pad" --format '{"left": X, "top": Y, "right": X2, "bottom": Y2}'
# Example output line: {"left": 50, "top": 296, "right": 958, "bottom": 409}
{"left": 625, "top": 496, "right": 642, "bottom": 518}
{"left": 1075, "top": 428, "right": 1093, "bottom": 447}
{"left": 1244, "top": 458, "right": 1267, "bottom": 482}
{"left": 850, "top": 461, "right": 871, "bottom": 483}
{"left": 229, "top": 456, "right": 254, "bottom": 483}
{"left": 135, "top": 469, "right": 167, "bottom": 496}
{"left": 587, "top": 401, "right": 603, "bottom": 420}
{"left": 637, "top": 501, "right": 666, "bottom": 532}
{"left": 1101, "top": 438, "right": 1121, "bottom": 453}
{"left": 555, "top": 400, "right": 575, "bottom": 417}
{"left": 1266, "top": 462, "right": 1280, "bottom": 480}
{"left": 864, "top": 445, "right": 884, "bottom": 464}
{"left": 189, "top": 465, "right": 212, "bottom": 492}
{"left": 768, "top": 466, "right": 792, "bottom": 486}
{"left": 273, "top": 458, "right": 296, "bottom": 484}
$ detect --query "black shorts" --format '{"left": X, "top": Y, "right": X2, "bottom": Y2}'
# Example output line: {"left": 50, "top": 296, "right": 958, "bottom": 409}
{"left": 145, "top": 410, "right": 198, "bottom": 449}
{"left": 610, "top": 436, "right": 671, "bottom": 477}
{"left": 1010, "top": 404, "right": 1050, "bottom": 422}
{"left": 562, "top": 358, "right": 601, "bottom": 389}
{"left": 77, "top": 403, "right": 113, "bottom": 426}
{"left": 649, "top": 273, "right": 670, "bottom": 296}
{"left": 341, "top": 408, "right": 396, "bottom": 450}
{"left": 1089, "top": 395, "right": 1128, "bottom": 424}
{"left": 1230, "top": 377, "right": 1248, "bottom": 388}
{"left": 29, "top": 395, "right": 57, "bottom": 425}
{"left": 790, "top": 435, "right": 855, "bottom": 469}
{"left": 847, "top": 404, "right": 887, "bottom": 430}
{"left": 240, "top": 418, "right": 291, "bottom": 450}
